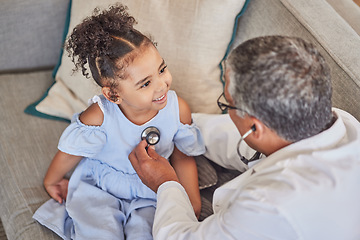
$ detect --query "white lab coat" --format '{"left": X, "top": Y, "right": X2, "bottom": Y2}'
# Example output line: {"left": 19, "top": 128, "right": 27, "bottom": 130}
{"left": 153, "top": 108, "right": 360, "bottom": 240}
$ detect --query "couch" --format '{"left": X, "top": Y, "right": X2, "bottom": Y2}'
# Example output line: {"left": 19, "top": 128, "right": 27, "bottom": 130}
{"left": 1, "top": 0, "right": 359, "bottom": 239}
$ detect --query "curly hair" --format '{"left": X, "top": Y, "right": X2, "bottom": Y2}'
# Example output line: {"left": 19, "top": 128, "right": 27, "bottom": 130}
{"left": 65, "top": 4, "right": 153, "bottom": 96}
{"left": 227, "top": 36, "right": 333, "bottom": 142}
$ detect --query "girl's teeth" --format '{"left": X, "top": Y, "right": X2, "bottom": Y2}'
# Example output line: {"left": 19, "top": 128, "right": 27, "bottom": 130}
{"left": 155, "top": 95, "right": 164, "bottom": 101}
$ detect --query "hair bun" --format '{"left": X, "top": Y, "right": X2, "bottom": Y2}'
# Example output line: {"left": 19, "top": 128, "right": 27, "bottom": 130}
{"left": 65, "top": 4, "right": 137, "bottom": 76}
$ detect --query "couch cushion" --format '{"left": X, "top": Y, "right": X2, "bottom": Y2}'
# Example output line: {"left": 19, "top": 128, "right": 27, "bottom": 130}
{"left": 0, "top": 71, "right": 67, "bottom": 239}
{"left": 326, "top": 0, "right": 360, "bottom": 35}
{"left": 0, "top": 0, "right": 69, "bottom": 72}
{"left": 27, "top": 0, "right": 249, "bottom": 121}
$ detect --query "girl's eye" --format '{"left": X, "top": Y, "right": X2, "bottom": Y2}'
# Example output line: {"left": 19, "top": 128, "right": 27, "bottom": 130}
{"left": 141, "top": 81, "right": 151, "bottom": 88}
{"left": 160, "top": 65, "right": 167, "bottom": 74}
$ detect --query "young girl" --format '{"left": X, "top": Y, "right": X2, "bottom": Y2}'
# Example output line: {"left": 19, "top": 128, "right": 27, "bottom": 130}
{"left": 33, "top": 4, "right": 205, "bottom": 240}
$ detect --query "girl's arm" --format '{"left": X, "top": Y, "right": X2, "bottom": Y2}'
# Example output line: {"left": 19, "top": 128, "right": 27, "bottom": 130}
{"left": 170, "top": 147, "right": 201, "bottom": 218}
{"left": 44, "top": 103, "right": 104, "bottom": 203}
{"left": 44, "top": 150, "right": 82, "bottom": 203}
{"left": 170, "top": 96, "right": 201, "bottom": 219}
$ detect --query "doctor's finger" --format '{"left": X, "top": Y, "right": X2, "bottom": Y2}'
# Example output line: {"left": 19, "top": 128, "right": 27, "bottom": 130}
{"left": 147, "top": 146, "right": 167, "bottom": 163}
{"left": 129, "top": 140, "right": 149, "bottom": 164}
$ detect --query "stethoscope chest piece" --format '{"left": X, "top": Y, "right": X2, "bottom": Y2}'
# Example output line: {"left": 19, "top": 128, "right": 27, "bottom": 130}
{"left": 141, "top": 126, "right": 160, "bottom": 145}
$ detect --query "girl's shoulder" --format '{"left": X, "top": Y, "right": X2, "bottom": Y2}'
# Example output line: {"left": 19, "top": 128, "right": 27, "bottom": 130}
{"left": 79, "top": 99, "right": 104, "bottom": 126}
{"left": 176, "top": 95, "right": 192, "bottom": 125}
{"left": 79, "top": 103, "right": 104, "bottom": 126}
{"left": 165, "top": 90, "right": 191, "bottom": 125}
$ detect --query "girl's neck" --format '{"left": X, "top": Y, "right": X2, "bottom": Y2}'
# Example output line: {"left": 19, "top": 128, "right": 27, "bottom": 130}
{"left": 118, "top": 104, "right": 158, "bottom": 126}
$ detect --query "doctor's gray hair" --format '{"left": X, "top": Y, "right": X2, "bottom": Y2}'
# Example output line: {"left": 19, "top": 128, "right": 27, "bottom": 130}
{"left": 227, "top": 36, "right": 332, "bottom": 142}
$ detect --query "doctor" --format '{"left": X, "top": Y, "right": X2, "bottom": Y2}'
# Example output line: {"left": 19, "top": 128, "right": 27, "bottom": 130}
{"left": 129, "top": 36, "right": 360, "bottom": 239}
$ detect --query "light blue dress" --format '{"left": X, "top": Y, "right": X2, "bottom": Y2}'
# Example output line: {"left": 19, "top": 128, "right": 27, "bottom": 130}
{"left": 33, "top": 90, "right": 205, "bottom": 240}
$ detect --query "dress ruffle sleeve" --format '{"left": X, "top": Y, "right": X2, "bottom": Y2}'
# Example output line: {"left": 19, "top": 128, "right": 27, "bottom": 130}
{"left": 173, "top": 123, "right": 206, "bottom": 156}
{"left": 58, "top": 113, "right": 107, "bottom": 157}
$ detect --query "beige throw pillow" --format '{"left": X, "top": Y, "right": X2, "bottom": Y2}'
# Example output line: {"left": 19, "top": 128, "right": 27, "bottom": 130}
{"left": 35, "top": 0, "right": 248, "bottom": 120}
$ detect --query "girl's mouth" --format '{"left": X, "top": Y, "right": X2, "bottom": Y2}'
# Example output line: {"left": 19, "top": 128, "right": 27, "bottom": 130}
{"left": 153, "top": 94, "right": 166, "bottom": 103}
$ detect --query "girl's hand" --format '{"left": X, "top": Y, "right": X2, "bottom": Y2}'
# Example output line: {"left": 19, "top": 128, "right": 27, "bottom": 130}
{"left": 43, "top": 150, "right": 82, "bottom": 204}
{"left": 44, "top": 178, "right": 69, "bottom": 204}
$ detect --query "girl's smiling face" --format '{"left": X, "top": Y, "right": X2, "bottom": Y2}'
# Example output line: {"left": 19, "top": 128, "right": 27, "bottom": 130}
{"left": 106, "top": 45, "right": 172, "bottom": 124}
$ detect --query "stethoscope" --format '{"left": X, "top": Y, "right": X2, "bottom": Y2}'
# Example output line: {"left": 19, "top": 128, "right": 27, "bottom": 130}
{"left": 142, "top": 126, "right": 261, "bottom": 165}
{"left": 237, "top": 125, "right": 262, "bottom": 165}
{"left": 141, "top": 126, "right": 161, "bottom": 146}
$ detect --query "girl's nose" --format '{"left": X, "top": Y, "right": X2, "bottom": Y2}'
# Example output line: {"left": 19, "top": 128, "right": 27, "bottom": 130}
{"left": 155, "top": 78, "right": 168, "bottom": 92}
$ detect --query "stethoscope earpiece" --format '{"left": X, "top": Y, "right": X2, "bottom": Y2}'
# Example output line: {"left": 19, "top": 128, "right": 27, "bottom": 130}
{"left": 251, "top": 124, "right": 256, "bottom": 132}
{"left": 141, "top": 126, "right": 160, "bottom": 146}
{"left": 237, "top": 124, "right": 261, "bottom": 165}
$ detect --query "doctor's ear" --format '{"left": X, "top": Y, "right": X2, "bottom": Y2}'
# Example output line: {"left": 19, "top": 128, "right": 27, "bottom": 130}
{"left": 249, "top": 118, "right": 265, "bottom": 139}
{"left": 102, "top": 87, "right": 122, "bottom": 104}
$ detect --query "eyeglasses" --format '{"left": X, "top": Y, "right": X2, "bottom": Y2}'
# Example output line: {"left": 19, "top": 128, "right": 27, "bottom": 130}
{"left": 217, "top": 92, "right": 239, "bottom": 112}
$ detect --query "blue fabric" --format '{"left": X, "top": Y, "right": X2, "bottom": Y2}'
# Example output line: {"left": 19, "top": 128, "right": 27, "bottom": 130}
{"left": 33, "top": 90, "right": 205, "bottom": 239}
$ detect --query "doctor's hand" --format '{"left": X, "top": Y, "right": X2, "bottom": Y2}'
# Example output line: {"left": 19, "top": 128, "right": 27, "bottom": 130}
{"left": 129, "top": 140, "right": 180, "bottom": 193}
